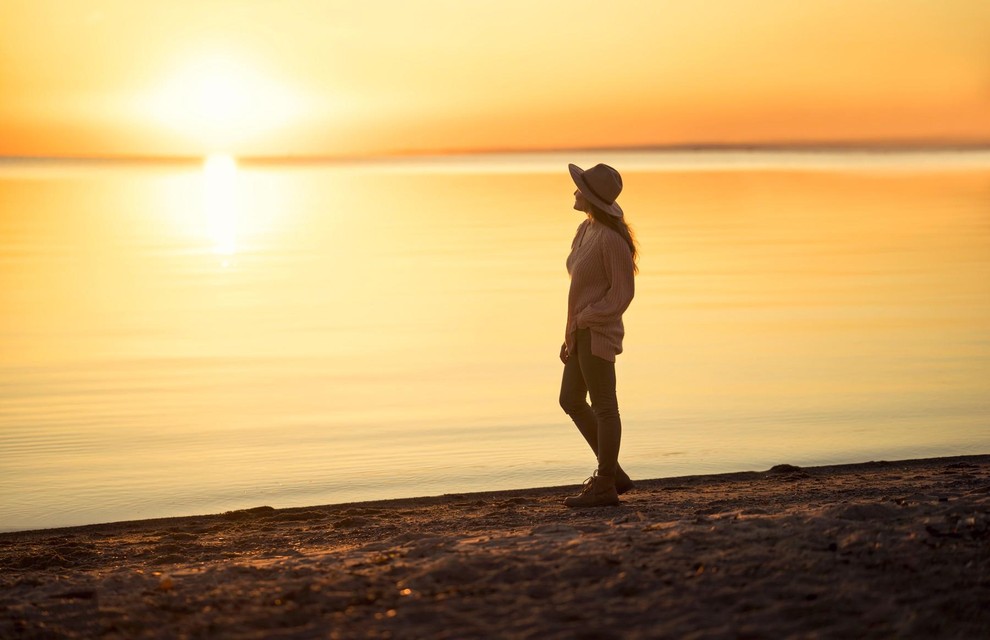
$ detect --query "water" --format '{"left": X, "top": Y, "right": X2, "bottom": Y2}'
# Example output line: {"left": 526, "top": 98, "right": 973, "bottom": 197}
{"left": 2, "top": 150, "right": 989, "bottom": 531}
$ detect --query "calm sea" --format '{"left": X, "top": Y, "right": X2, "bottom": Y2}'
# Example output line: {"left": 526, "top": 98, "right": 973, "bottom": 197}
{"left": 2, "top": 150, "right": 989, "bottom": 531}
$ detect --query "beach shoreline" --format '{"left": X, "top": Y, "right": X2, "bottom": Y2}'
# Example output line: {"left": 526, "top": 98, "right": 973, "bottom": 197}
{"left": 3, "top": 454, "right": 988, "bottom": 638}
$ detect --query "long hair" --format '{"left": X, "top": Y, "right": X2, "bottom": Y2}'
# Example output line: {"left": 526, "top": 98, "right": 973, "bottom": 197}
{"left": 588, "top": 204, "right": 639, "bottom": 275}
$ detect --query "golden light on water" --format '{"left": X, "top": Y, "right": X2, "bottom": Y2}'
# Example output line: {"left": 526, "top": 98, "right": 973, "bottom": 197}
{"left": 202, "top": 154, "right": 238, "bottom": 256}
{"left": 2, "top": 155, "right": 990, "bottom": 532}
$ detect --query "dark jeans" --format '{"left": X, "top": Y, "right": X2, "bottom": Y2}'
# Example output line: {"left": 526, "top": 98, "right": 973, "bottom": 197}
{"left": 559, "top": 328, "right": 621, "bottom": 477}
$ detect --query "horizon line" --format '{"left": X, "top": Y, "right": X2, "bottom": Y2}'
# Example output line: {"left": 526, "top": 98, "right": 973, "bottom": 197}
{"left": 3, "top": 139, "right": 990, "bottom": 165}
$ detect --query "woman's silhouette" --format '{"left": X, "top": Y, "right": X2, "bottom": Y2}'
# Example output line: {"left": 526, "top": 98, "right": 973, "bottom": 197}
{"left": 559, "top": 163, "right": 638, "bottom": 507}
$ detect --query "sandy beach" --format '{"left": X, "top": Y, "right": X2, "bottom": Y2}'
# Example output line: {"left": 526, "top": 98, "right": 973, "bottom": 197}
{"left": 2, "top": 454, "right": 988, "bottom": 638}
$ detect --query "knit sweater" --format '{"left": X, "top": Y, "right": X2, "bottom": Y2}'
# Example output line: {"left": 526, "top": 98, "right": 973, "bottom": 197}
{"left": 565, "top": 219, "right": 636, "bottom": 362}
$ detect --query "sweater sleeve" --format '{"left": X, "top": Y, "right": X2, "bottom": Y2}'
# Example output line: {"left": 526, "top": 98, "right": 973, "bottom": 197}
{"left": 575, "top": 230, "right": 635, "bottom": 328}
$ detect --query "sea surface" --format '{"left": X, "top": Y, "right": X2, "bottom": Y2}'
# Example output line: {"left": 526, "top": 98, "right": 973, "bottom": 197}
{"left": 2, "top": 149, "right": 989, "bottom": 531}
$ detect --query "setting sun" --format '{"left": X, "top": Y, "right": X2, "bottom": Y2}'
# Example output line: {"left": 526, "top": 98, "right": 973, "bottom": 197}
{"left": 145, "top": 54, "right": 302, "bottom": 151}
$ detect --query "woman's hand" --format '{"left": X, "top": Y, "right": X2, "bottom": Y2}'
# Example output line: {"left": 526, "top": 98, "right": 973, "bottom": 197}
{"left": 559, "top": 342, "right": 569, "bottom": 364}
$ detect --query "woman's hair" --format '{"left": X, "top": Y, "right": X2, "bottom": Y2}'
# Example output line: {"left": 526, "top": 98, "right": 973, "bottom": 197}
{"left": 588, "top": 204, "right": 639, "bottom": 275}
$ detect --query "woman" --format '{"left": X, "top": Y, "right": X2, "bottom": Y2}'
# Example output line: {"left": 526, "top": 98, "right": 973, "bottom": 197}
{"left": 559, "top": 163, "right": 638, "bottom": 508}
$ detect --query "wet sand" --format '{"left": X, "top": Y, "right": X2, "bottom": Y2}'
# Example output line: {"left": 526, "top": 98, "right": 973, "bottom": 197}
{"left": 2, "top": 455, "right": 988, "bottom": 638}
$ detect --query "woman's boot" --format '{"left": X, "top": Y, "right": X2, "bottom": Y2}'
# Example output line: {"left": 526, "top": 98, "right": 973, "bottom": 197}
{"left": 563, "top": 472, "right": 620, "bottom": 508}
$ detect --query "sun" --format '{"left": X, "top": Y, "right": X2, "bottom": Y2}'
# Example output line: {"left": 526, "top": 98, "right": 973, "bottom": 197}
{"left": 147, "top": 53, "right": 302, "bottom": 152}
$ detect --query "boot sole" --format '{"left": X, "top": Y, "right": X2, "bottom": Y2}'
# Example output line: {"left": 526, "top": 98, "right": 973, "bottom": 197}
{"left": 563, "top": 492, "right": 621, "bottom": 508}
{"left": 563, "top": 499, "right": 620, "bottom": 508}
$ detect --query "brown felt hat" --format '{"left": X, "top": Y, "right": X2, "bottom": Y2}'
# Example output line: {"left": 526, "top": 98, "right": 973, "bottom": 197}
{"left": 569, "top": 163, "right": 624, "bottom": 218}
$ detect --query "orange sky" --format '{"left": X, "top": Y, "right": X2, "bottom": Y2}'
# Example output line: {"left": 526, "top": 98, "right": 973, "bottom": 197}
{"left": 1, "top": 0, "right": 988, "bottom": 158}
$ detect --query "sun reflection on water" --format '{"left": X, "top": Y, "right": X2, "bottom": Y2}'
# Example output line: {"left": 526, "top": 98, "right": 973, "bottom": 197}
{"left": 202, "top": 154, "right": 238, "bottom": 256}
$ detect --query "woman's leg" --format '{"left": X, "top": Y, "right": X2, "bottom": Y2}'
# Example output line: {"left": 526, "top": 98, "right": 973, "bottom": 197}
{"left": 559, "top": 339, "right": 600, "bottom": 454}
{"left": 574, "top": 330, "right": 621, "bottom": 478}
{"left": 560, "top": 328, "right": 623, "bottom": 478}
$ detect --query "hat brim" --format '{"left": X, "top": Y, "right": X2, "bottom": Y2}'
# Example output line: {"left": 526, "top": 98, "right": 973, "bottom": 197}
{"left": 569, "top": 163, "right": 623, "bottom": 218}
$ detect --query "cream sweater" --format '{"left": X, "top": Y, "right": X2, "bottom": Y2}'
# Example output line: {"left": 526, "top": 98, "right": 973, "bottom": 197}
{"left": 565, "top": 219, "right": 636, "bottom": 362}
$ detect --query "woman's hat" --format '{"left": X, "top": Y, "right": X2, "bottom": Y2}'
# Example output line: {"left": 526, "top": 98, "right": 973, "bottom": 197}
{"left": 569, "top": 163, "right": 624, "bottom": 218}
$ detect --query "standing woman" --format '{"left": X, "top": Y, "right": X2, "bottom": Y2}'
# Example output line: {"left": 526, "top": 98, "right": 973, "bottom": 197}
{"left": 559, "top": 163, "right": 638, "bottom": 508}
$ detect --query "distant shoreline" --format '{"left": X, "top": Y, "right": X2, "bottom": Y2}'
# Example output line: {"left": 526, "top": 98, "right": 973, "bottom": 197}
{"left": 3, "top": 141, "right": 990, "bottom": 167}
{"left": 1, "top": 145, "right": 989, "bottom": 178}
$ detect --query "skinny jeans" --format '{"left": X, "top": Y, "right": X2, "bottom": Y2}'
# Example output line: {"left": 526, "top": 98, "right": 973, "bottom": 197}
{"left": 559, "top": 327, "right": 621, "bottom": 477}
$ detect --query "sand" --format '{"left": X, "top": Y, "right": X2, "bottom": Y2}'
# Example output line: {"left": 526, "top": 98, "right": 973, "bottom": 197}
{"left": 2, "top": 455, "right": 988, "bottom": 639}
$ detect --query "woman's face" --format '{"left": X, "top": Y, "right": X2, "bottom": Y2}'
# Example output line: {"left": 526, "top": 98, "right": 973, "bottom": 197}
{"left": 573, "top": 189, "right": 590, "bottom": 213}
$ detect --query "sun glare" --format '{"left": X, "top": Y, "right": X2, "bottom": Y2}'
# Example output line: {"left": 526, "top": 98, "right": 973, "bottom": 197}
{"left": 203, "top": 154, "right": 238, "bottom": 257}
{"left": 148, "top": 55, "right": 302, "bottom": 150}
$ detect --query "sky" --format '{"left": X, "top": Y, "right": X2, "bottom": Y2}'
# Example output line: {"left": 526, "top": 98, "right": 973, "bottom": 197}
{"left": 1, "top": 0, "right": 989, "bottom": 158}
